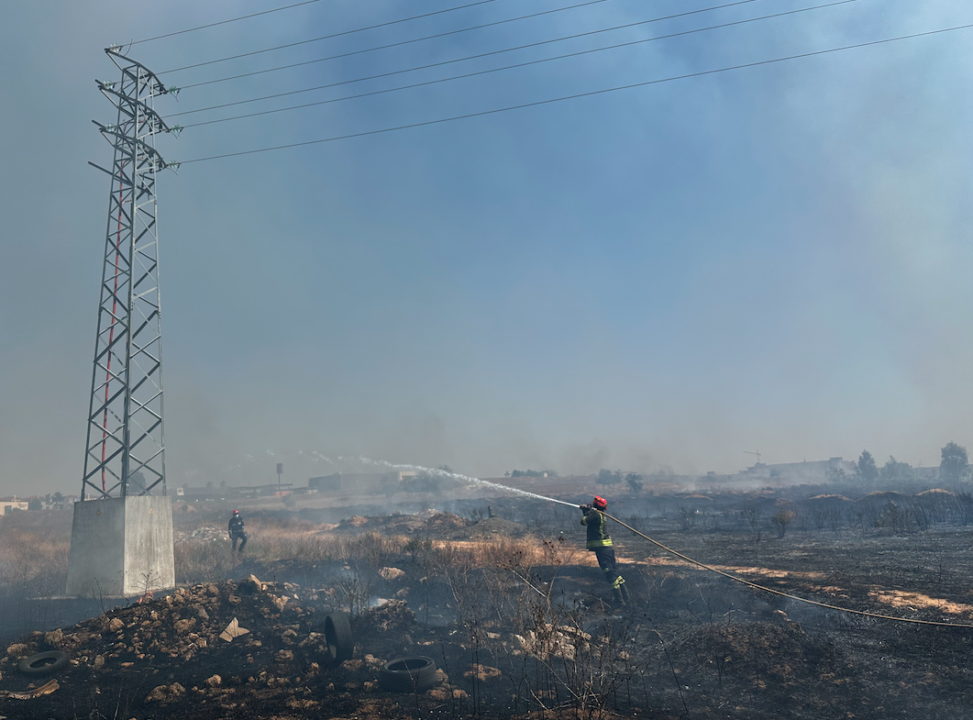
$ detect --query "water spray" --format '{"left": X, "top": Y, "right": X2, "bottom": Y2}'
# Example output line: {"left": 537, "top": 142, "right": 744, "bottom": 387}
{"left": 352, "top": 455, "right": 578, "bottom": 508}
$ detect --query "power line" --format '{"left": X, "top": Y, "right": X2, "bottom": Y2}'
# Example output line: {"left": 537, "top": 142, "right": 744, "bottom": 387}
{"left": 164, "top": 0, "right": 508, "bottom": 74}
{"left": 174, "top": 21, "right": 973, "bottom": 166}
{"left": 129, "top": 0, "right": 322, "bottom": 46}
{"left": 169, "top": 0, "right": 765, "bottom": 118}
{"left": 179, "top": 0, "right": 860, "bottom": 130}
{"left": 175, "top": 0, "right": 755, "bottom": 90}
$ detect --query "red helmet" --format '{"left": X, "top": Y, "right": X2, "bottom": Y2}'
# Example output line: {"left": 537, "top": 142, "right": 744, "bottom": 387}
{"left": 592, "top": 496, "right": 608, "bottom": 510}
{"left": 233, "top": 510, "right": 239, "bottom": 515}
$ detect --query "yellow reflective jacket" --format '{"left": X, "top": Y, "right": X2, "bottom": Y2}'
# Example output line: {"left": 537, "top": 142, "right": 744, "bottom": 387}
{"left": 580, "top": 508, "right": 613, "bottom": 549}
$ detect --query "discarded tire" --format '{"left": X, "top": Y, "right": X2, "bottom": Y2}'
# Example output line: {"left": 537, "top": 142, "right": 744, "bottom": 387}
{"left": 379, "top": 656, "right": 439, "bottom": 693}
{"left": 324, "top": 611, "right": 354, "bottom": 664}
{"left": 18, "top": 651, "right": 69, "bottom": 677}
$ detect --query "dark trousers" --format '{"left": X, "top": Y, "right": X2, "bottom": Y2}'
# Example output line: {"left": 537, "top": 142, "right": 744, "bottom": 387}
{"left": 231, "top": 531, "right": 248, "bottom": 552}
{"left": 593, "top": 547, "right": 625, "bottom": 590}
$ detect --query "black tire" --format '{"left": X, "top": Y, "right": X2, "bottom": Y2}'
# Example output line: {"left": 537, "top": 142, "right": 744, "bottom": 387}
{"left": 379, "top": 656, "right": 439, "bottom": 693}
{"left": 18, "top": 651, "right": 69, "bottom": 677}
{"left": 324, "top": 612, "right": 354, "bottom": 664}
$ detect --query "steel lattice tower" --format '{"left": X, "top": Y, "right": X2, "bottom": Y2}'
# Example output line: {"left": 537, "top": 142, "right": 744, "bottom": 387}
{"left": 82, "top": 48, "right": 175, "bottom": 501}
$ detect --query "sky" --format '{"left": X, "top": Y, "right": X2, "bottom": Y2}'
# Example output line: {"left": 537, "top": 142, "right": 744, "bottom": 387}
{"left": 1, "top": 0, "right": 972, "bottom": 495}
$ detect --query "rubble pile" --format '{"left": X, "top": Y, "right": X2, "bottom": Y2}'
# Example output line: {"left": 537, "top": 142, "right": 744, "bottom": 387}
{"left": 0, "top": 578, "right": 469, "bottom": 719}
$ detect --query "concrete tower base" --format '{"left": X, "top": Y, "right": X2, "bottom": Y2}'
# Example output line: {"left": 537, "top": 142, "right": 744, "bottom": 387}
{"left": 65, "top": 496, "right": 175, "bottom": 598}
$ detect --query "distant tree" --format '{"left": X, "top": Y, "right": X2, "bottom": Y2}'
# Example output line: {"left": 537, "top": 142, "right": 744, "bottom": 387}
{"left": 28, "top": 498, "right": 42, "bottom": 511}
{"left": 625, "top": 473, "right": 644, "bottom": 493}
{"left": 438, "top": 465, "right": 454, "bottom": 474}
{"left": 771, "top": 509, "right": 796, "bottom": 538}
{"left": 857, "top": 450, "right": 879, "bottom": 485}
{"left": 879, "top": 456, "right": 913, "bottom": 484}
{"left": 826, "top": 466, "right": 847, "bottom": 484}
{"left": 51, "top": 491, "right": 64, "bottom": 504}
{"left": 596, "top": 469, "right": 622, "bottom": 486}
{"left": 509, "top": 469, "right": 554, "bottom": 478}
{"left": 403, "top": 473, "right": 442, "bottom": 493}
{"left": 127, "top": 471, "right": 147, "bottom": 494}
{"left": 940, "top": 442, "right": 970, "bottom": 484}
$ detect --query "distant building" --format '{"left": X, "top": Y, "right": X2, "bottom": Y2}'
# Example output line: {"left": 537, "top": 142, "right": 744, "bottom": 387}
{"left": 0, "top": 498, "right": 29, "bottom": 514}
{"left": 179, "top": 483, "right": 293, "bottom": 500}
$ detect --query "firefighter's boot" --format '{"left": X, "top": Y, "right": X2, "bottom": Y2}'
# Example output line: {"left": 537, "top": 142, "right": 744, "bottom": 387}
{"left": 611, "top": 577, "right": 627, "bottom": 606}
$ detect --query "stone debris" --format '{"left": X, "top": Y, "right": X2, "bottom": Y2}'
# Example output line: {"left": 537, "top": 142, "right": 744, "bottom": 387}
{"left": 4, "top": 644, "right": 27, "bottom": 659}
{"left": 0, "top": 573, "right": 439, "bottom": 717}
{"left": 464, "top": 664, "right": 502, "bottom": 682}
{"left": 219, "top": 617, "right": 250, "bottom": 642}
{"left": 145, "top": 682, "right": 185, "bottom": 703}
{"left": 378, "top": 567, "right": 406, "bottom": 581}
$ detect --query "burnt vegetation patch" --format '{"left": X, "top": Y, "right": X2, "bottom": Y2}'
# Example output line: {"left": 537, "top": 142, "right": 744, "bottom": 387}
{"left": 1, "top": 487, "right": 973, "bottom": 718}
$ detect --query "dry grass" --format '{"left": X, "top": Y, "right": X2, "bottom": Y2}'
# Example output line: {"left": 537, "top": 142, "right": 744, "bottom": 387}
{"left": 0, "top": 511, "right": 70, "bottom": 592}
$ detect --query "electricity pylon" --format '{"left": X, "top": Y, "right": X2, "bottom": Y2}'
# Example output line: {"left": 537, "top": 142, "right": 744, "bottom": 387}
{"left": 81, "top": 47, "right": 176, "bottom": 500}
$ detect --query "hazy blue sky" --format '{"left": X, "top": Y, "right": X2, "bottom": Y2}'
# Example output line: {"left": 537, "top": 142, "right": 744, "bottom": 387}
{"left": 1, "top": 0, "right": 971, "bottom": 494}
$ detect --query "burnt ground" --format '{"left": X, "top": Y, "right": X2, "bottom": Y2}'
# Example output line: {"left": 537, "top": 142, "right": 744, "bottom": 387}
{"left": 2, "top": 499, "right": 973, "bottom": 719}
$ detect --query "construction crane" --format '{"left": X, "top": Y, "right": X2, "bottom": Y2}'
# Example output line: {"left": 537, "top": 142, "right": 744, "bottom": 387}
{"left": 744, "top": 450, "right": 762, "bottom": 465}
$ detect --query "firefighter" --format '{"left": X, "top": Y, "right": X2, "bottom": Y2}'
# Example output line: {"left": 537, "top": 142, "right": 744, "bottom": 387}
{"left": 228, "top": 510, "right": 248, "bottom": 553}
{"left": 579, "top": 495, "right": 629, "bottom": 606}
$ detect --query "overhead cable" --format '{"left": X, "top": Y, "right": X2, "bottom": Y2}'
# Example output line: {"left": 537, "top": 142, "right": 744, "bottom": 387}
{"left": 171, "top": 0, "right": 763, "bottom": 95}
{"left": 163, "top": 0, "right": 515, "bottom": 73}
{"left": 174, "top": 21, "right": 973, "bottom": 165}
{"left": 180, "top": 0, "right": 861, "bottom": 129}
{"left": 129, "top": 0, "right": 322, "bottom": 46}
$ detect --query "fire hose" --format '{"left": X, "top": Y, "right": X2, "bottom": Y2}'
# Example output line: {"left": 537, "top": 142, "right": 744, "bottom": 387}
{"left": 600, "top": 510, "right": 973, "bottom": 629}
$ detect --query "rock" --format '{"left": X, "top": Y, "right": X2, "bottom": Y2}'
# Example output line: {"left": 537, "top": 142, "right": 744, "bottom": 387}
{"left": 220, "top": 618, "right": 249, "bottom": 642}
{"left": 379, "top": 567, "right": 406, "bottom": 581}
{"left": 434, "top": 668, "right": 450, "bottom": 684}
{"left": 238, "top": 575, "right": 261, "bottom": 594}
{"left": 426, "top": 686, "right": 450, "bottom": 701}
{"left": 275, "top": 649, "right": 294, "bottom": 663}
{"left": 341, "top": 659, "right": 364, "bottom": 671}
{"left": 174, "top": 618, "right": 196, "bottom": 634}
{"left": 93, "top": 655, "right": 105, "bottom": 669}
{"left": 205, "top": 675, "right": 222, "bottom": 688}
{"left": 145, "top": 683, "right": 185, "bottom": 703}
{"left": 271, "top": 595, "right": 288, "bottom": 612}
{"left": 463, "top": 665, "right": 500, "bottom": 682}
{"left": 5, "top": 643, "right": 28, "bottom": 658}
{"left": 44, "top": 629, "right": 64, "bottom": 647}
{"left": 109, "top": 618, "right": 124, "bottom": 632}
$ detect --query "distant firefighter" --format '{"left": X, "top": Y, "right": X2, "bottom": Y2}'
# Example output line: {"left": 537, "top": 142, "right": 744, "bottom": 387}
{"left": 228, "top": 510, "right": 248, "bottom": 553}
{"left": 579, "top": 496, "right": 629, "bottom": 606}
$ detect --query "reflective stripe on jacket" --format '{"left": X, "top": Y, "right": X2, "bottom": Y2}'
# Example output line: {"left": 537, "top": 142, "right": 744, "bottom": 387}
{"left": 580, "top": 508, "right": 613, "bottom": 549}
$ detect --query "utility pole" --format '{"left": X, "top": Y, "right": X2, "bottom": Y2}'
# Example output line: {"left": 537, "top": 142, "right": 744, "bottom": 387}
{"left": 277, "top": 463, "right": 284, "bottom": 491}
{"left": 80, "top": 47, "right": 177, "bottom": 501}
{"left": 67, "top": 48, "right": 179, "bottom": 599}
